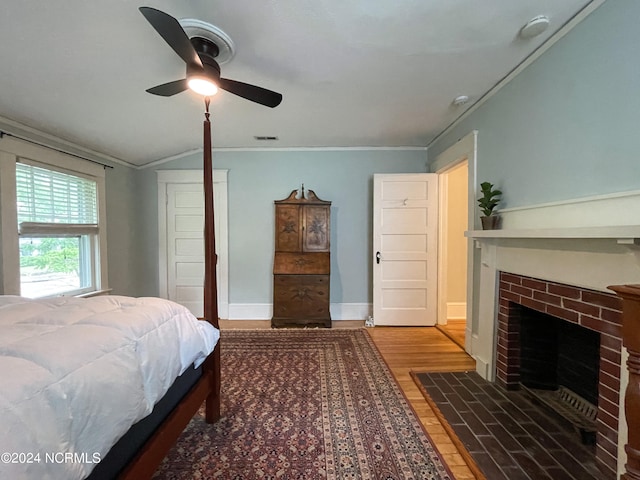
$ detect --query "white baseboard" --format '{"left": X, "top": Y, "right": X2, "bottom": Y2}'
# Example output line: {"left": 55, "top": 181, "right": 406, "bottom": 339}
{"left": 330, "top": 303, "right": 372, "bottom": 320}
{"left": 471, "top": 333, "right": 494, "bottom": 381}
{"left": 475, "top": 356, "right": 492, "bottom": 381}
{"left": 227, "top": 303, "right": 372, "bottom": 321}
{"left": 446, "top": 302, "right": 466, "bottom": 320}
{"left": 228, "top": 303, "right": 271, "bottom": 320}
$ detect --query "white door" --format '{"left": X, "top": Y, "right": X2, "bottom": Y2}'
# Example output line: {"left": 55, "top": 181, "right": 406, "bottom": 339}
{"left": 373, "top": 173, "right": 438, "bottom": 326}
{"left": 167, "top": 183, "right": 207, "bottom": 316}
{"left": 158, "top": 170, "right": 228, "bottom": 319}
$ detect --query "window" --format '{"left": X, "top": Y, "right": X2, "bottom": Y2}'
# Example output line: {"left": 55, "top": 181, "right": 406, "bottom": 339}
{"left": 16, "top": 162, "right": 100, "bottom": 297}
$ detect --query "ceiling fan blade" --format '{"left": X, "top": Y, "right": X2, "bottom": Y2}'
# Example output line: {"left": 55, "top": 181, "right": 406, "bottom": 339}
{"left": 139, "top": 6, "right": 203, "bottom": 69}
{"left": 146, "top": 79, "right": 188, "bottom": 97}
{"left": 218, "top": 78, "right": 283, "bottom": 108}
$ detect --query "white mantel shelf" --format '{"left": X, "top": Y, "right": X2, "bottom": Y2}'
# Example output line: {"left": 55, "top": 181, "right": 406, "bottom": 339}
{"left": 465, "top": 225, "right": 640, "bottom": 242}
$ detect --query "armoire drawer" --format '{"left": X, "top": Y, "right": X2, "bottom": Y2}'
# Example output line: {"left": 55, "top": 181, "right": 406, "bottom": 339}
{"left": 273, "top": 275, "right": 329, "bottom": 319}
{"left": 273, "top": 252, "right": 330, "bottom": 275}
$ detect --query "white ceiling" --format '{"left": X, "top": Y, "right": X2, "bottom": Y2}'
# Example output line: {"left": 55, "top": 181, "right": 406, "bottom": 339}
{"left": 0, "top": 1, "right": 593, "bottom": 167}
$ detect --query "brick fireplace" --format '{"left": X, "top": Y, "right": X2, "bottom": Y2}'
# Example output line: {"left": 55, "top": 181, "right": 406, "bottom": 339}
{"left": 496, "top": 272, "right": 623, "bottom": 478}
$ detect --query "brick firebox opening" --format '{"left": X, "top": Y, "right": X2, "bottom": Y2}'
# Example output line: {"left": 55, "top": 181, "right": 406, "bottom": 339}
{"left": 496, "top": 272, "right": 623, "bottom": 478}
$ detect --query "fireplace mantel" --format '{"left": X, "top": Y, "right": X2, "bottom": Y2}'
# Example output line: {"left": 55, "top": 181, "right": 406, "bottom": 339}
{"left": 467, "top": 227, "right": 639, "bottom": 382}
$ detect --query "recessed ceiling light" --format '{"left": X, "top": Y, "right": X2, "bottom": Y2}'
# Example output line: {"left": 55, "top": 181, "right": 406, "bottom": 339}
{"left": 520, "top": 15, "right": 550, "bottom": 39}
{"left": 452, "top": 95, "right": 469, "bottom": 106}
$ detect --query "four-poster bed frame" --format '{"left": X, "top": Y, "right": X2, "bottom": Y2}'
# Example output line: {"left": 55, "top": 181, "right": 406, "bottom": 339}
{"left": 117, "top": 101, "right": 221, "bottom": 479}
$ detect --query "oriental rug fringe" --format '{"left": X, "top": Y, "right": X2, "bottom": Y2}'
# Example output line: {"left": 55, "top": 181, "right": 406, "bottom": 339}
{"left": 153, "top": 329, "right": 452, "bottom": 479}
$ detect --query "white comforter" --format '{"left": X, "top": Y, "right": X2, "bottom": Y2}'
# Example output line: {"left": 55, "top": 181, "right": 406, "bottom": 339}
{"left": 0, "top": 295, "right": 220, "bottom": 480}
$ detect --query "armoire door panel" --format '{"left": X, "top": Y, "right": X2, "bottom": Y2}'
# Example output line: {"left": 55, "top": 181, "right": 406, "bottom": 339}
{"left": 303, "top": 205, "right": 330, "bottom": 252}
{"left": 275, "top": 204, "right": 301, "bottom": 252}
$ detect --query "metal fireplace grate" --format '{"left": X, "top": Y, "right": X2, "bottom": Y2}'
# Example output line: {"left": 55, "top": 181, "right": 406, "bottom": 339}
{"left": 523, "top": 385, "right": 597, "bottom": 439}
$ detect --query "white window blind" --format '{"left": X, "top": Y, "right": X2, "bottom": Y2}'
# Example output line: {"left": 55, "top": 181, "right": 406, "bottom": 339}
{"left": 16, "top": 163, "right": 98, "bottom": 234}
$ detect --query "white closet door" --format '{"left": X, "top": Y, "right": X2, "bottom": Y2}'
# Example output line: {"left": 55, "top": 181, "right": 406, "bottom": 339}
{"left": 159, "top": 170, "right": 228, "bottom": 319}
{"left": 167, "top": 182, "right": 206, "bottom": 317}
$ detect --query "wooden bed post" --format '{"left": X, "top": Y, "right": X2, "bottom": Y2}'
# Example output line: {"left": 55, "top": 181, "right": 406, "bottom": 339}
{"left": 609, "top": 284, "right": 640, "bottom": 480}
{"left": 118, "top": 118, "right": 221, "bottom": 476}
{"left": 203, "top": 97, "right": 221, "bottom": 423}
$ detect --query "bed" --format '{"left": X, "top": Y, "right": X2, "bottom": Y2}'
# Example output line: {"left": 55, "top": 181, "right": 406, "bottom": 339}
{"left": 0, "top": 295, "right": 220, "bottom": 480}
{"left": 1, "top": 109, "right": 221, "bottom": 479}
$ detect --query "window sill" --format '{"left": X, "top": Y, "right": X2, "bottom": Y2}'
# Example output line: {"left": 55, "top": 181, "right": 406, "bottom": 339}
{"left": 75, "top": 288, "right": 113, "bottom": 298}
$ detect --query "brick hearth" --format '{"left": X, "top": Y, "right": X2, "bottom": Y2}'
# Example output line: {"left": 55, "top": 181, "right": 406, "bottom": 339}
{"left": 496, "top": 272, "right": 623, "bottom": 478}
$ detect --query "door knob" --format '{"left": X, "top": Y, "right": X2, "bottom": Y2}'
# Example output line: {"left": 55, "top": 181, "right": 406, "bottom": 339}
{"left": 376, "top": 251, "right": 381, "bottom": 264}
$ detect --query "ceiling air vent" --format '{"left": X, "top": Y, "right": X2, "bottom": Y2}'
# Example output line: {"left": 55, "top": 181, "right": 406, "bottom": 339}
{"left": 254, "top": 136, "right": 279, "bottom": 141}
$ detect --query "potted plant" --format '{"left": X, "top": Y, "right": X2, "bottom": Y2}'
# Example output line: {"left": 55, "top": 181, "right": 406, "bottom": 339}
{"left": 477, "top": 181, "right": 502, "bottom": 230}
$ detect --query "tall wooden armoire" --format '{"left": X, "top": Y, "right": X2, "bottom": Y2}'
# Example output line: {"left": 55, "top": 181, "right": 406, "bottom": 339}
{"left": 271, "top": 186, "right": 331, "bottom": 328}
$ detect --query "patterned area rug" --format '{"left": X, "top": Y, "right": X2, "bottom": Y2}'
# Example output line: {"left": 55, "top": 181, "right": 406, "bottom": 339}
{"left": 153, "top": 328, "right": 452, "bottom": 479}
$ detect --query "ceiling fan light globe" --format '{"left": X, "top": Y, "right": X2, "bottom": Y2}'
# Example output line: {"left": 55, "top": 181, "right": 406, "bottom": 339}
{"left": 188, "top": 77, "right": 218, "bottom": 96}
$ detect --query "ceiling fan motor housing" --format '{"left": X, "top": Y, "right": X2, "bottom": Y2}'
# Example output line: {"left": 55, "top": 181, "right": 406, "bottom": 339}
{"left": 189, "top": 37, "right": 221, "bottom": 81}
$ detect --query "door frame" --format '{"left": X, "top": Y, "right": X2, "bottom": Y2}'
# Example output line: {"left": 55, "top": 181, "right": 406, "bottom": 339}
{"left": 436, "top": 160, "right": 468, "bottom": 327}
{"left": 157, "top": 169, "right": 229, "bottom": 319}
{"left": 431, "top": 131, "right": 477, "bottom": 353}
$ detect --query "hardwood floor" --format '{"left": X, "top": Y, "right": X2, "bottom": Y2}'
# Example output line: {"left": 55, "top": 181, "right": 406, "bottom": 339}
{"left": 219, "top": 321, "right": 478, "bottom": 479}
{"left": 367, "top": 326, "right": 477, "bottom": 479}
{"left": 437, "top": 318, "right": 467, "bottom": 349}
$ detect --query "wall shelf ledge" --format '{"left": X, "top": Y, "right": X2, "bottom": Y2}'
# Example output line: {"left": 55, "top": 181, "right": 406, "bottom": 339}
{"left": 465, "top": 225, "right": 640, "bottom": 244}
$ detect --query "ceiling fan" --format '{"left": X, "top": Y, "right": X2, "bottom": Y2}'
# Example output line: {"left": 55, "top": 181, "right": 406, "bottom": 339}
{"left": 139, "top": 6, "right": 282, "bottom": 108}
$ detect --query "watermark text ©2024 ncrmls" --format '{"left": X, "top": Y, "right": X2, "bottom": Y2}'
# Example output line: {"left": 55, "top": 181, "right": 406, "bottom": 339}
{"left": 1, "top": 452, "right": 101, "bottom": 464}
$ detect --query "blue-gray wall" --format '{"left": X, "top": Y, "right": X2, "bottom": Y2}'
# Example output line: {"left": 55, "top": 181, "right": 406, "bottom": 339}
{"left": 104, "top": 163, "right": 143, "bottom": 296}
{"left": 133, "top": 149, "right": 427, "bottom": 305}
{"left": 428, "top": 0, "right": 640, "bottom": 207}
